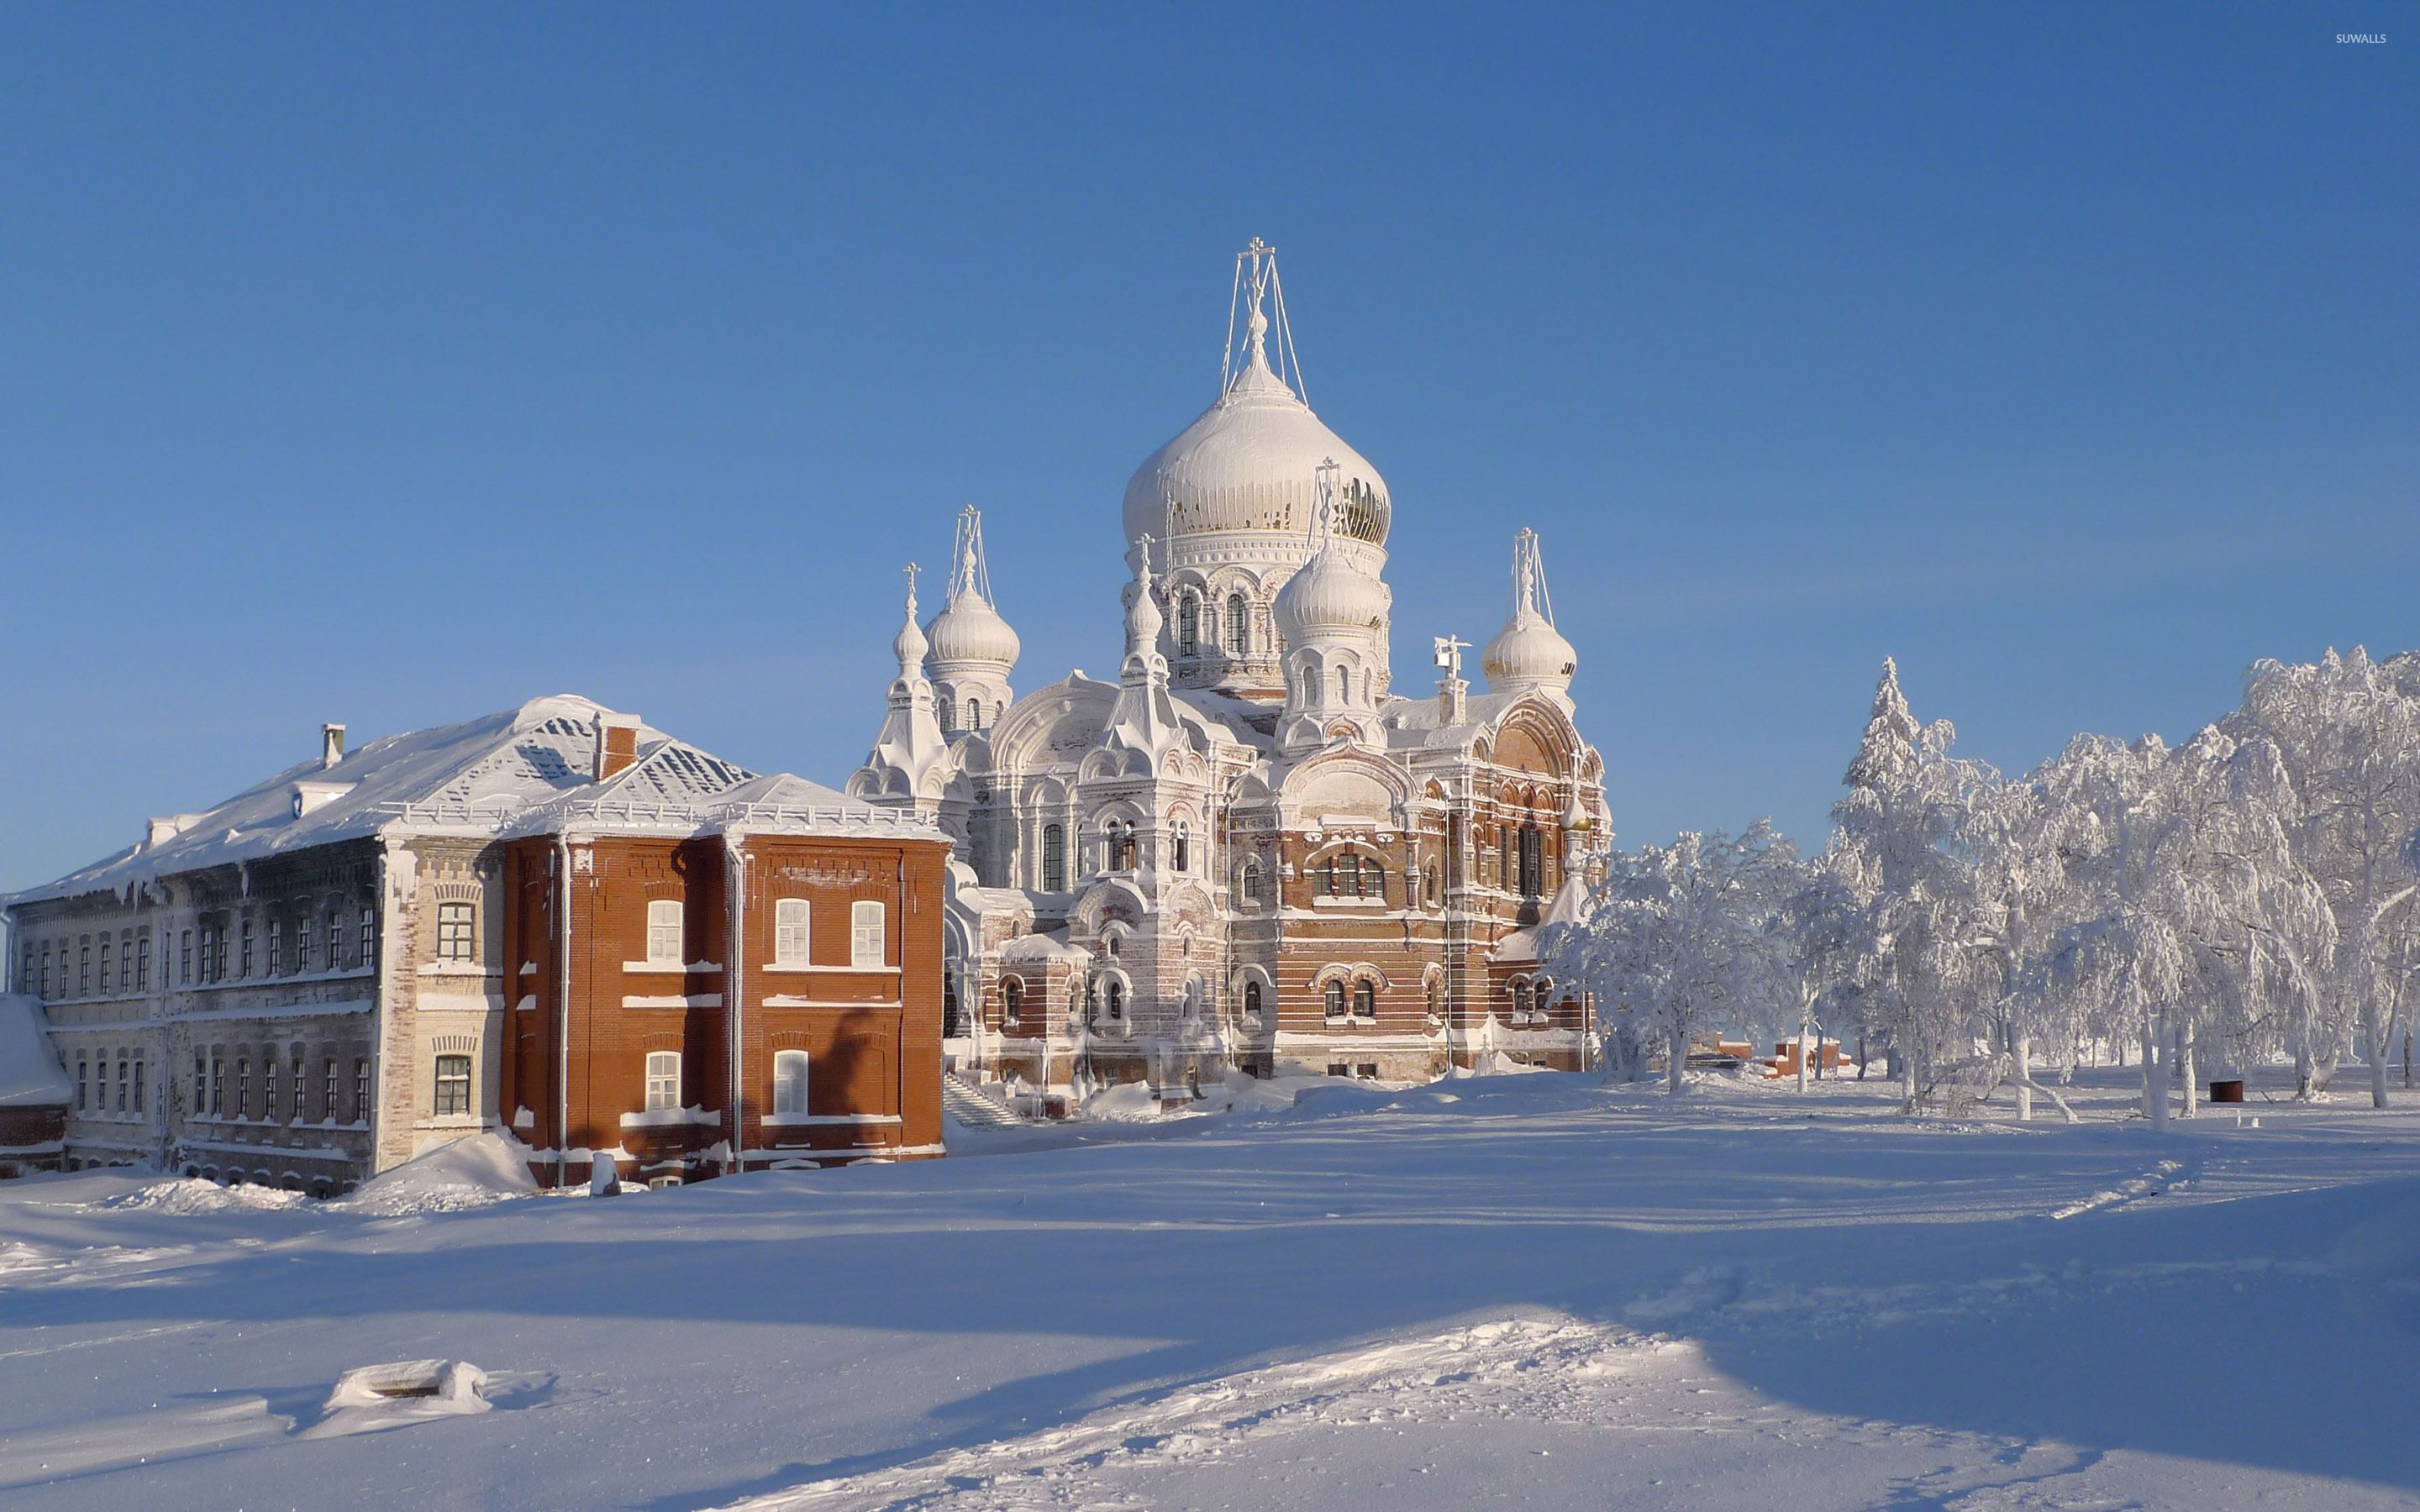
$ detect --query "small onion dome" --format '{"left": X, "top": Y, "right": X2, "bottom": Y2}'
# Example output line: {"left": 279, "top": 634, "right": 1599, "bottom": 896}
{"left": 1273, "top": 549, "right": 1389, "bottom": 643}
{"left": 1123, "top": 554, "right": 1163, "bottom": 654}
{"left": 1482, "top": 612, "right": 1577, "bottom": 696}
{"left": 892, "top": 610, "right": 929, "bottom": 676}
{"left": 923, "top": 592, "right": 1020, "bottom": 676}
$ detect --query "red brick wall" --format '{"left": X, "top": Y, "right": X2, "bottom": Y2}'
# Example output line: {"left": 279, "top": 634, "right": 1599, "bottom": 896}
{"left": 502, "top": 828, "right": 947, "bottom": 1185}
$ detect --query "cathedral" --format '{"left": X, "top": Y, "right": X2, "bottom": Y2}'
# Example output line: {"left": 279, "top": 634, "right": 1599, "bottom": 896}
{"left": 847, "top": 241, "right": 1611, "bottom": 1094}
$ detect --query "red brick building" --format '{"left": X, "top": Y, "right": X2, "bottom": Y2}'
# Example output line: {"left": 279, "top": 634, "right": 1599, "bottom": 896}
{"left": 500, "top": 816, "right": 950, "bottom": 1188}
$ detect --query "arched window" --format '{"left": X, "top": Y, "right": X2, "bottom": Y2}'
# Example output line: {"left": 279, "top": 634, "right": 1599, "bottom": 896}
{"left": 1336, "top": 666, "right": 1350, "bottom": 702}
{"left": 1042, "top": 823, "right": 1065, "bottom": 891}
{"left": 1244, "top": 979, "right": 1262, "bottom": 1021}
{"left": 1178, "top": 596, "right": 1197, "bottom": 655}
{"left": 939, "top": 700, "right": 957, "bottom": 735}
{"left": 1353, "top": 979, "right": 1376, "bottom": 1019}
{"left": 1002, "top": 977, "right": 1024, "bottom": 1024}
{"left": 1099, "top": 977, "right": 1125, "bottom": 1026}
{"left": 1120, "top": 826, "right": 1139, "bottom": 870}
{"left": 1172, "top": 819, "right": 1190, "bottom": 874}
{"left": 1302, "top": 666, "right": 1318, "bottom": 702}
{"left": 1534, "top": 977, "right": 1554, "bottom": 1017}
{"left": 1323, "top": 979, "right": 1347, "bottom": 1020}
{"left": 1228, "top": 592, "right": 1249, "bottom": 652}
{"left": 1239, "top": 858, "right": 1262, "bottom": 902}
{"left": 1512, "top": 979, "right": 1533, "bottom": 1019}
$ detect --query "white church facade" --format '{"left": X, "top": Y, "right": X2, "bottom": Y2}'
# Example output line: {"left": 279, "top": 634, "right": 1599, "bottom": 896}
{"left": 848, "top": 241, "right": 1612, "bottom": 1095}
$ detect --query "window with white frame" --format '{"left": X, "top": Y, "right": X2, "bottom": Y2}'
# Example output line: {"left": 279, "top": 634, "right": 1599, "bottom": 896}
{"left": 436, "top": 901, "right": 476, "bottom": 961}
{"left": 773, "top": 900, "right": 810, "bottom": 967}
{"left": 644, "top": 1050, "right": 681, "bottom": 1111}
{"left": 434, "top": 1054, "right": 472, "bottom": 1116}
{"left": 645, "top": 900, "right": 684, "bottom": 965}
{"left": 772, "top": 1049, "right": 809, "bottom": 1116}
{"left": 850, "top": 900, "right": 885, "bottom": 968}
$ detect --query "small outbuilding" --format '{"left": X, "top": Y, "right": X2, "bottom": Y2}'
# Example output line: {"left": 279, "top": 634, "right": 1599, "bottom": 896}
{"left": 0, "top": 993, "right": 72, "bottom": 1177}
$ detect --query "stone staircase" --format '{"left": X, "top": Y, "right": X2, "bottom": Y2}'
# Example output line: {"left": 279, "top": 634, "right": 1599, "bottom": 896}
{"left": 941, "top": 1074, "right": 1031, "bottom": 1129}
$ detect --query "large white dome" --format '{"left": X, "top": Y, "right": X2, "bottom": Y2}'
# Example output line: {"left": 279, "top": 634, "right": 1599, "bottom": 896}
{"left": 1122, "top": 346, "right": 1390, "bottom": 553}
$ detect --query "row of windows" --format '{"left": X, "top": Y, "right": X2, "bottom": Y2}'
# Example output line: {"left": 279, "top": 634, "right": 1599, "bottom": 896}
{"left": 634, "top": 1048, "right": 815, "bottom": 1116}
{"left": 1323, "top": 979, "right": 1380, "bottom": 1021}
{"left": 1173, "top": 591, "right": 1255, "bottom": 659}
{"left": 1312, "top": 852, "right": 1386, "bottom": 900}
{"left": 938, "top": 698, "right": 1001, "bottom": 735}
{"left": 73, "top": 1053, "right": 147, "bottom": 1115}
{"left": 20, "top": 907, "right": 373, "bottom": 1002}
{"left": 192, "top": 1050, "right": 371, "bottom": 1124}
{"left": 1298, "top": 664, "right": 1365, "bottom": 704}
{"left": 636, "top": 899, "right": 886, "bottom": 969}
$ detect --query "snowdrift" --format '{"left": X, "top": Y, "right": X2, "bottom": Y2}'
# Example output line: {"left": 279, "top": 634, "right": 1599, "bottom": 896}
{"left": 341, "top": 1132, "right": 539, "bottom": 1215}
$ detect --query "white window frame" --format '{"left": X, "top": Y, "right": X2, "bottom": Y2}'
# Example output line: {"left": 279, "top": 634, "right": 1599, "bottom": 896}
{"left": 645, "top": 900, "right": 684, "bottom": 966}
{"left": 436, "top": 901, "right": 476, "bottom": 962}
{"left": 773, "top": 899, "right": 811, "bottom": 968}
{"left": 772, "top": 1049, "right": 810, "bottom": 1116}
{"left": 850, "top": 900, "right": 885, "bottom": 969}
{"left": 644, "top": 1050, "right": 681, "bottom": 1112}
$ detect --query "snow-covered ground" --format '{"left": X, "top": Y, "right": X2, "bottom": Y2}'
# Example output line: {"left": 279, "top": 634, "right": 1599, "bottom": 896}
{"left": 3, "top": 1067, "right": 2417, "bottom": 1509}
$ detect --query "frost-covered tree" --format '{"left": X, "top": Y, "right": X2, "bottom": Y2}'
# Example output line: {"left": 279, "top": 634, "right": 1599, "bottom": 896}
{"left": 1779, "top": 860, "right": 1862, "bottom": 1093}
{"left": 1549, "top": 822, "right": 1798, "bottom": 1095}
{"left": 1827, "top": 659, "right": 2000, "bottom": 1113}
{"left": 2233, "top": 648, "right": 2420, "bottom": 1105}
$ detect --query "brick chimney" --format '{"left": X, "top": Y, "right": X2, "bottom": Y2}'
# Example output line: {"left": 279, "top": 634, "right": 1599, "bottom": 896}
{"left": 321, "top": 722, "right": 347, "bottom": 769}
{"left": 594, "top": 712, "right": 641, "bottom": 781}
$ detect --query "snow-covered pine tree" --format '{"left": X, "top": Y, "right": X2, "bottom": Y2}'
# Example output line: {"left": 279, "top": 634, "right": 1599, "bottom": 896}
{"left": 1828, "top": 659, "right": 1996, "bottom": 1113}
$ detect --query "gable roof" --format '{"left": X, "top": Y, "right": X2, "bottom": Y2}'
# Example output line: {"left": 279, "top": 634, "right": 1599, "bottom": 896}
{"left": 9, "top": 695, "right": 931, "bottom": 907}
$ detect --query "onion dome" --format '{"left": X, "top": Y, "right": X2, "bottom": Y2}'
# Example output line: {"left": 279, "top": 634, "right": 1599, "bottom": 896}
{"left": 1122, "top": 244, "right": 1389, "bottom": 553}
{"left": 1123, "top": 543, "right": 1164, "bottom": 655}
{"left": 1273, "top": 544, "right": 1390, "bottom": 643}
{"left": 925, "top": 594, "right": 1018, "bottom": 675}
{"left": 892, "top": 594, "right": 929, "bottom": 678}
{"left": 1481, "top": 528, "right": 1577, "bottom": 698}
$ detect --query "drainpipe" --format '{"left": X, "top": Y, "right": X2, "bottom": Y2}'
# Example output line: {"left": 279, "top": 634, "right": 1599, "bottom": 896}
{"left": 725, "top": 834, "right": 745, "bottom": 1179}
{"left": 555, "top": 834, "right": 572, "bottom": 1190}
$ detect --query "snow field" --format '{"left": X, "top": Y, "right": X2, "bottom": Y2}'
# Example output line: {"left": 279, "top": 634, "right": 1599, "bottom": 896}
{"left": 1, "top": 1066, "right": 2417, "bottom": 1509}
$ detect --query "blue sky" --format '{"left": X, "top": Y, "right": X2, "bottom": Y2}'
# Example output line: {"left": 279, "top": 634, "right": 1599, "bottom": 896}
{"left": 2, "top": 5, "right": 2412, "bottom": 890}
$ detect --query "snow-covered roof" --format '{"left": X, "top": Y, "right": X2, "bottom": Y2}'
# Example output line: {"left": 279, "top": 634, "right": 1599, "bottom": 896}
{"left": 998, "top": 931, "right": 1092, "bottom": 965}
{"left": 10, "top": 696, "right": 934, "bottom": 906}
{"left": 0, "top": 995, "right": 72, "bottom": 1108}
{"left": 1379, "top": 690, "right": 1531, "bottom": 749}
